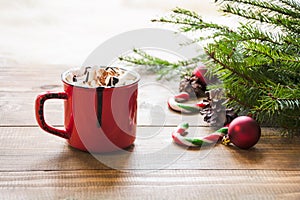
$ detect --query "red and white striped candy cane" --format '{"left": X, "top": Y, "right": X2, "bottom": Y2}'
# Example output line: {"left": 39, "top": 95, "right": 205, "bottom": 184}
{"left": 167, "top": 92, "right": 209, "bottom": 114}
{"left": 172, "top": 122, "right": 229, "bottom": 147}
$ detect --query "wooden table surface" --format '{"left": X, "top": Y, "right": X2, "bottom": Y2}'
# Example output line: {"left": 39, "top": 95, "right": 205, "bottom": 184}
{"left": 1, "top": 64, "right": 300, "bottom": 200}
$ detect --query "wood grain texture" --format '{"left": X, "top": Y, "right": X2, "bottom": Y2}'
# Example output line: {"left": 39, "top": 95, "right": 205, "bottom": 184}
{"left": 0, "top": 170, "right": 300, "bottom": 200}
{"left": 0, "top": 127, "right": 299, "bottom": 171}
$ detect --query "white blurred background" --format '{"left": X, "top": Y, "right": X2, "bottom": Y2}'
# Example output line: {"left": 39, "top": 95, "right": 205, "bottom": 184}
{"left": 0, "top": 0, "right": 221, "bottom": 66}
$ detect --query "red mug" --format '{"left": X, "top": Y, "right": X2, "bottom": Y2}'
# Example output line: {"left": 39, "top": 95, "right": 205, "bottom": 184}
{"left": 35, "top": 67, "right": 140, "bottom": 152}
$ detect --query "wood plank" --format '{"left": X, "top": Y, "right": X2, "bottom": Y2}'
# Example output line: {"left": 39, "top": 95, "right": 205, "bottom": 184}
{"left": 0, "top": 127, "right": 299, "bottom": 171}
{"left": 0, "top": 92, "right": 64, "bottom": 126}
{"left": 0, "top": 170, "right": 299, "bottom": 199}
{"left": 0, "top": 65, "right": 69, "bottom": 92}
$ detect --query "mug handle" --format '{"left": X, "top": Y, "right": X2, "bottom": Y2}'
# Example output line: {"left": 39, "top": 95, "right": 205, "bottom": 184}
{"left": 35, "top": 91, "right": 70, "bottom": 139}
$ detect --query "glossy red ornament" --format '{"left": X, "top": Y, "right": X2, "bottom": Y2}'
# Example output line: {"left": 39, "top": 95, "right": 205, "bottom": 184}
{"left": 193, "top": 65, "right": 207, "bottom": 85}
{"left": 228, "top": 116, "right": 261, "bottom": 149}
{"left": 193, "top": 65, "right": 218, "bottom": 85}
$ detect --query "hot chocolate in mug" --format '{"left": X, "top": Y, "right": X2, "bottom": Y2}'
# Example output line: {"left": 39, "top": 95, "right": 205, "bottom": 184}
{"left": 35, "top": 66, "right": 140, "bottom": 152}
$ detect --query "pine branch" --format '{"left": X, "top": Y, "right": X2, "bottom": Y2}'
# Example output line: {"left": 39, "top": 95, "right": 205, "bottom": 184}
{"left": 205, "top": 47, "right": 258, "bottom": 84}
{"left": 244, "top": 41, "right": 300, "bottom": 63}
{"left": 237, "top": 23, "right": 283, "bottom": 45}
{"left": 221, "top": 0, "right": 300, "bottom": 18}
{"left": 119, "top": 48, "right": 200, "bottom": 79}
{"left": 120, "top": 1, "right": 300, "bottom": 135}
{"left": 152, "top": 7, "right": 233, "bottom": 33}
{"left": 281, "top": 0, "right": 300, "bottom": 11}
{"left": 221, "top": 1, "right": 300, "bottom": 33}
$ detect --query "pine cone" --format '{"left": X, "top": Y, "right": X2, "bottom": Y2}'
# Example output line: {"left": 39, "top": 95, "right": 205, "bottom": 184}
{"left": 179, "top": 74, "right": 206, "bottom": 98}
{"left": 201, "top": 89, "right": 238, "bottom": 126}
{"left": 201, "top": 99, "right": 226, "bottom": 127}
{"left": 202, "top": 105, "right": 238, "bottom": 126}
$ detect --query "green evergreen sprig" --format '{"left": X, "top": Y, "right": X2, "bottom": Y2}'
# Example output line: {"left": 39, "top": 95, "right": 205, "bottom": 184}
{"left": 120, "top": 0, "right": 300, "bottom": 135}
{"left": 119, "top": 48, "right": 200, "bottom": 79}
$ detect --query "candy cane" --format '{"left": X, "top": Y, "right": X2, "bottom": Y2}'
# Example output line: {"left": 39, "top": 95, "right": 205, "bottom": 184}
{"left": 172, "top": 122, "right": 228, "bottom": 147}
{"left": 167, "top": 92, "right": 209, "bottom": 114}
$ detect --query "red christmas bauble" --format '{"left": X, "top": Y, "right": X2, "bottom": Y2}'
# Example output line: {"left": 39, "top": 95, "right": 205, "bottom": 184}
{"left": 193, "top": 65, "right": 218, "bottom": 86}
{"left": 193, "top": 65, "right": 207, "bottom": 85}
{"left": 228, "top": 116, "right": 261, "bottom": 149}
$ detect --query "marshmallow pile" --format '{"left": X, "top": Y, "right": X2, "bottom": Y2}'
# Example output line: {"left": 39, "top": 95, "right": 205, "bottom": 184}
{"left": 65, "top": 66, "right": 137, "bottom": 88}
